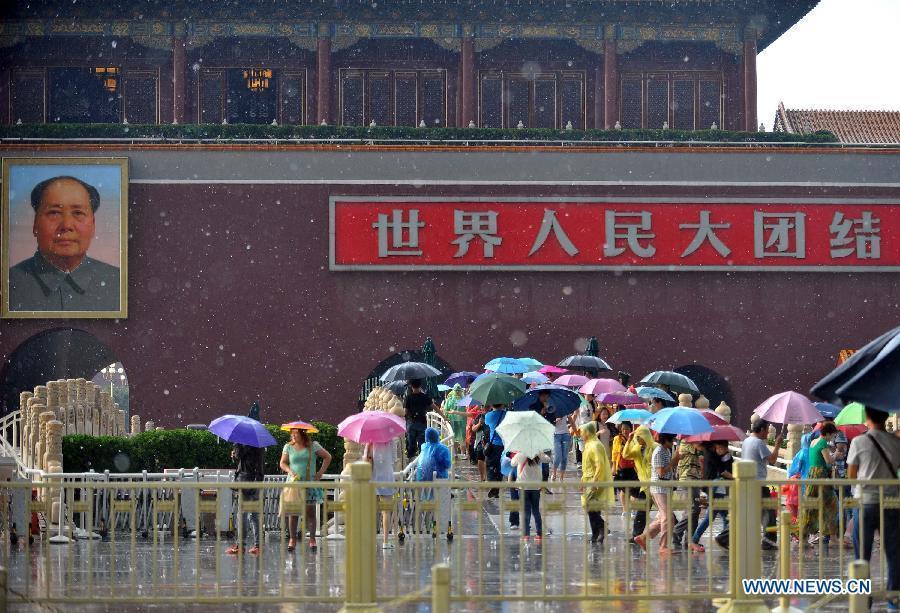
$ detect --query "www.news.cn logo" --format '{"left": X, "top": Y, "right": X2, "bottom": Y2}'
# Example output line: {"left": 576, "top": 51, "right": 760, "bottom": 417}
{"left": 742, "top": 578, "right": 872, "bottom": 595}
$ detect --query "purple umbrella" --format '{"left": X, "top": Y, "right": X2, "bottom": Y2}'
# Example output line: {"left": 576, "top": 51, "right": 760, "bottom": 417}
{"left": 208, "top": 414, "right": 277, "bottom": 448}
{"left": 456, "top": 395, "right": 483, "bottom": 408}
{"left": 444, "top": 371, "right": 480, "bottom": 387}
{"left": 596, "top": 391, "right": 645, "bottom": 406}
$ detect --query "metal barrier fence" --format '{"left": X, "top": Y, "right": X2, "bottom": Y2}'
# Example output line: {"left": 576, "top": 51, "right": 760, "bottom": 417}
{"left": 0, "top": 460, "right": 896, "bottom": 609}
{"left": 0, "top": 479, "right": 349, "bottom": 605}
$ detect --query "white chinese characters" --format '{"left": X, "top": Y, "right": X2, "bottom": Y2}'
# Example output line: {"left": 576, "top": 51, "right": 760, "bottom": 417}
{"left": 829, "top": 212, "right": 881, "bottom": 259}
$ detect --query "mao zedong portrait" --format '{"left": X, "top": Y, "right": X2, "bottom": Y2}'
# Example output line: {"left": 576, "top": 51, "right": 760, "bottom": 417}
{"left": 8, "top": 176, "right": 120, "bottom": 312}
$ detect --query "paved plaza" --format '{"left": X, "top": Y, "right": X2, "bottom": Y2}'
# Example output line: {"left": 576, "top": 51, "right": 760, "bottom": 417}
{"left": 3, "top": 465, "right": 886, "bottom": 612}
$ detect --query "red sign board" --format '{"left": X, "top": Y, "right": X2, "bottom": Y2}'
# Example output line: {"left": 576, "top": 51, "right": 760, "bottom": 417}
{"left": 330, "top": 198, "right": 899, "bottom": 271}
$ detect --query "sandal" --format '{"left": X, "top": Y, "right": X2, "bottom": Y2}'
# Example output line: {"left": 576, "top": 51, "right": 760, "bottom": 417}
{"left": 633, "top": 534, "right": 647, "bottom": 551}
{"left": 226, "top": 544, "right": 241, "bottom": 555}
{"left": 287, "top": 539, "right": 296, "bottom": 553}
{"left": 689, "top": 543, "right": 705, "bottom": 553}
{"left": 308, "top": 538, "right": 318, "bottom": 551}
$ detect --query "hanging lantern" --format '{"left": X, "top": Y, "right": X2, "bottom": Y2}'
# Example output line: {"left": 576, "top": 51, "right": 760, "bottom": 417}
{"left": 243, "top": 68, "right": 272, "bottom": 91}
{"left": 93, "top": 67, "right": 120, "bottom": 92}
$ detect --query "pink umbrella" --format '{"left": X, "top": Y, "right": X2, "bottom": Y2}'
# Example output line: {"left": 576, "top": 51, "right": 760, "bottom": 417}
{"left": 539, "top": 365, "right": 569, "bottom": 375}
{"left": 596, "top": 391, "right": 644, "bottom": 405}
{"left": 753, "top": 391, "right": 824, "bottom": 425}
{"left": 683, "top": 424, "right": 747, "bottom": 443}
{"left": 696, "top": 409, "right": 730, "bottom": 426}
{"left": 337, "top": 411, "right": 406, "bottom": 444}
{"left": 553, "top": 374, "right": 589, "bottom": 388}
{"left": 579, "top": 378, "right": 627, "bottom": 396}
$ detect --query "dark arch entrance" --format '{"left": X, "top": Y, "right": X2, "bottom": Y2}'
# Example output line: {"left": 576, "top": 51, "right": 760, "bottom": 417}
{"left": 0, "top": 328, "right": 119, "bottom": 416}
{"left": 358, "top": 349, "right": 456, "bottom": 409}
{"left": 673, "top": 364, "right": 736, "bottom": 413}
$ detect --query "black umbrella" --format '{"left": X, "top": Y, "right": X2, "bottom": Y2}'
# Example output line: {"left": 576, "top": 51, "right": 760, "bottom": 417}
{"left": 380, "top": 361, "right": 442, "bottom": 383}
{"left": 384, "top": 380, "right": 408, "bottom": 396}
{"left": 810, "top": 325, "right": 900, "bottom": 413}
{"left": 639, "top": 371, "right": 699, "bottom": 395}
{"left": 557, "top": 354, "right": 612, "bottom": 372}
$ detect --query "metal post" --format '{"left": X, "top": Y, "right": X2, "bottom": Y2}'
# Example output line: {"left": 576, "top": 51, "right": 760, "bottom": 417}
{"left": 772, "top": 510, "right": 801, "bottom": 612}
{"left": 848, "top": 560, "right": 870, "bottom": 613}
{"left": 340, "top": 462, "right": 378, "bottom": 612}
{"left": 718, "top": 461, "right": 769, "bottom": 613}
{"left": 432, "top": 563, "right": 450, "bottom": 613}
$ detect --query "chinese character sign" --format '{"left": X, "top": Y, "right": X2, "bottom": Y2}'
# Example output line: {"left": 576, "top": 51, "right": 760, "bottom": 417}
{"left": 330, "top": 198, "right": 899, "bottom": 270}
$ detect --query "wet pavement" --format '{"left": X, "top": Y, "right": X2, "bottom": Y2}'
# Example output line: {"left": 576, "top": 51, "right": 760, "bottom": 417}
{"left": 1, "top": 465, "right": 894, "bottom": 612}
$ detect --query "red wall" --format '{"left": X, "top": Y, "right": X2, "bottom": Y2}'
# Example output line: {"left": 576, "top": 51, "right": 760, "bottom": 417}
{"left": 3, "top": 180, "right": 896, "bottom": 428}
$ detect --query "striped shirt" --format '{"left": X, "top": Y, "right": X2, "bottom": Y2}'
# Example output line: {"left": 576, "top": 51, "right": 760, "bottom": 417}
{"left": 650, "top": 445, "right": 674, "bottom": 494}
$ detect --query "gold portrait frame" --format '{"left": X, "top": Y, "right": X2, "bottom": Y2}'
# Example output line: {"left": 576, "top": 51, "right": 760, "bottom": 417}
{"left": 1, "top": 157, "right": 128, "bottom": 319}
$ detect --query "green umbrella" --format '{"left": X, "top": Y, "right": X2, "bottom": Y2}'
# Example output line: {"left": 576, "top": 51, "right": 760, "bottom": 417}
{"left": 834, "top": 402, "right": 866, "bottom": 425}
{"left": 468, "top": 373, "right": 527, "bottom": 406}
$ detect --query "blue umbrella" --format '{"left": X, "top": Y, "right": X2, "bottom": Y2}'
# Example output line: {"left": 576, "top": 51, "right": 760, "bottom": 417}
{"left": 208, "top": 414, "right": 277, "bottom": 448}
{"left": 484, "top": 357, "right": 530, "bottom": 375}
{"left": 608, "top": 408, "right": 653, "bottom": 424}
{"left": 635, "top": 386, "right": 675, "bottom": 402}
{"left": 444, "top": 371, "right": 479, "bottom": 387}
{"left": 647, "top": 408, "right": 713, "bottom": 436}
{"left": 472, "top": 372, "right": 493, "bottom": 384}
{"left": 813, "top": 402, "right": 841, "bottom": 420}
{"left": 522, "top": 371, "right": 550, "bottom": 385}
{"left": 516, "top": 358, "right": 544, "bottom": 372}
{"left": 512, "top": 384, "right": 581, "bottom": 418}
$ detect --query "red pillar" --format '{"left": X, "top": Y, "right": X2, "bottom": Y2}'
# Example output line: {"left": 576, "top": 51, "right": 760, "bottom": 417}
{"left": 0, "top": 68, "right": 10, "bottom": 125}
{"left": 743, "top": 29, "right": 757, "bottom": 132}
{"left": 460, "top": 36, "right": 475, "bottom": 127}
{"left": 602, "top": 39, "right": 618, "bottom": 129}
{"left": 172, "top": 37, "right": 186, "bottom": 124}
{"left": 317, "top": 36, "right": 332, "bottom": 124}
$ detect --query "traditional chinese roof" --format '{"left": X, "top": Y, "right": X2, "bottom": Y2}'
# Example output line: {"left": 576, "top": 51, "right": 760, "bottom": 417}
{"left": 775, "top": 102, "right": 900, "bottom": 144}
{"left": 0, "top": 1, "right": 818, "bottom": 51}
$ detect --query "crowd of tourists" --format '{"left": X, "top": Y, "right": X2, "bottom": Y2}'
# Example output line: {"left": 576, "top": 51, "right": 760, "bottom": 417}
{"left": 220, "top": 361, "right": 899, "bottom": 610}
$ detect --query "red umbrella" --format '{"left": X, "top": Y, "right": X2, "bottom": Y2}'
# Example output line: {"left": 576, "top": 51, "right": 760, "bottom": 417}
{"left": 814, "top": 422, "right": 867, "bottom": 442}
{"left": 684, "top": 424, "right": 747, "bottom": 443}
{"left": 696, "top": 409, "right": 730, "bottom": 426}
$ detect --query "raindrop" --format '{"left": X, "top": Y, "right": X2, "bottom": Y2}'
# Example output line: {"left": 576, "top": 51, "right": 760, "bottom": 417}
{"left": 111, "top": 40, "right": 117, "bottom": 48}
{"left": 509, "top": 330, "right": 528, "bottom": 347}
{"left": 163, "top": 389, "right": 170, "bottom": 395}
{"left": 562, "top": 286, "right": 573, "bottom": 295}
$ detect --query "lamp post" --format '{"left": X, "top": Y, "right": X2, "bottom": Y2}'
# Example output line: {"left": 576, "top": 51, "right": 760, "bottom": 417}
{"left": 99, "top": 364, "right": 127, "bottom": 412}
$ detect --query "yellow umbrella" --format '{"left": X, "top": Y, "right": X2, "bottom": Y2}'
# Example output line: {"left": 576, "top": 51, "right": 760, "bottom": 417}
{"left": 281, "top": 420, "right": 319, "bottom": 433}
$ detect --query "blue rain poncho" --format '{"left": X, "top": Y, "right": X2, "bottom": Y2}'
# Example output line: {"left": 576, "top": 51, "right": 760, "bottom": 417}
{"left": 788, "top": 430, "right": 820, "bottom": 479}
{"left": 415, "top": 427, "right": 451, "bottom": 481}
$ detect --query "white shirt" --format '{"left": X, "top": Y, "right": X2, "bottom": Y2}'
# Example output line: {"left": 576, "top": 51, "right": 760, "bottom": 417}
{"left": 511, "top": 452, "right": 549, "bottom": 484}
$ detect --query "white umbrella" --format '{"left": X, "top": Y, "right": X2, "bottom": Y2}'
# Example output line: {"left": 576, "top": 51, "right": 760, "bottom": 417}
{"left": 495, "top": 411, "right": 554, "bottom": 459}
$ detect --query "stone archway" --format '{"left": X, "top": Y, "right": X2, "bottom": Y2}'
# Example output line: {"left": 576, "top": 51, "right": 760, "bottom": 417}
{"left": 0, "top": 328, "right": 121, "bottom": 416}
{"left": 673, "top": 364, "right": 736, "bottom": 413}
{"left": 357, "top": 349, "right": 456, "bottom": 409}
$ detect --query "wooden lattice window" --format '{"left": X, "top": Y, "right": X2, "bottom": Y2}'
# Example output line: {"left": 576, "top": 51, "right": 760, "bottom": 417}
{"left": 478, "top": 71, "right": 585, "bottom": 129}
{"left": 339, "top": 69, "right": 447, "bottom": 127}
{"left": 620, "top": 72, "right": 723, "bottom": 130}
{"left": 12, "top": 69, "right": 45, "bottom": 124}
{"left": 123, "top": 71, "right": 159, "bottom": 124}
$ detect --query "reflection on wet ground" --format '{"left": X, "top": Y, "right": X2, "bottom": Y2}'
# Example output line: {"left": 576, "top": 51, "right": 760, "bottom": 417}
{"left": 2, "top": 466, "right": 889, "bottom": 611}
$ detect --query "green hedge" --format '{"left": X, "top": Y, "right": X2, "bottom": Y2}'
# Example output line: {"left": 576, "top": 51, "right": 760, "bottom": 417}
{"left": 61, "top": 422, "right": 344, "bottom": 475}
{"left": 0, "top": 123, "right": 839, "bottom": 144}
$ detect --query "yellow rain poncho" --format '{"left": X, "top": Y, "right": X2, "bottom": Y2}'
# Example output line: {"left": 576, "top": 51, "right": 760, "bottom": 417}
{"left": 580, "top": 422, "right": 616, "bottom": 508}
{"left": 622, "top": 425, "right": 656, "bottom": 486}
